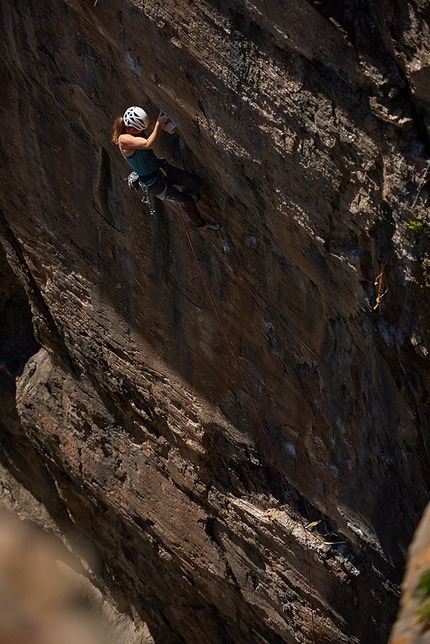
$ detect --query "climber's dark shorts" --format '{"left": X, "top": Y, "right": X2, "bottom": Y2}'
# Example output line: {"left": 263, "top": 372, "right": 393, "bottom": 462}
{"left": 147, "top": 160, "right": 204, "bottom": 226}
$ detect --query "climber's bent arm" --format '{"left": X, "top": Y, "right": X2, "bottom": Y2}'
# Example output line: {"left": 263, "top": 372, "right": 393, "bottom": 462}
{"left": 119, "top": 115, "right": 168, "bottom": 152}
{"left": 119, "top": 124, "right": 161, "bottom": 151}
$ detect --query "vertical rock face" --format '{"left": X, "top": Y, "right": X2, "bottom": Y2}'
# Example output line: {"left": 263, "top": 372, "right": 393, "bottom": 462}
{"left": 1, "top": 1, "right": 430, "bottom": 642}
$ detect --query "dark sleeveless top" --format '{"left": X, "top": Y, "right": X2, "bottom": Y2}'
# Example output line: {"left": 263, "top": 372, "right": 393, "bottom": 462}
{"left": 122, "top": 148, "right": 160, "bottom": 182}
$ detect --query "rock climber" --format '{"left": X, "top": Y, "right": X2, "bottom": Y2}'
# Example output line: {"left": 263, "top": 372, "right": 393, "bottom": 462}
{"left": 112, "top": 106, "right": 221, "bottom": 231}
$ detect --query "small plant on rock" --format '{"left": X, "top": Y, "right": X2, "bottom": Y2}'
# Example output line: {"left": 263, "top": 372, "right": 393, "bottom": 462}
{"left": 416, "top": 570, "right": 430, "bottom": 628}
{"left": 408, "top": 218, "right": 426, "bottom": 234}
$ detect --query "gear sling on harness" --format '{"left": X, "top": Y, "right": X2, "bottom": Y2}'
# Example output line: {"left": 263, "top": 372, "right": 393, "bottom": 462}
{"left": 125, "top": 156, "right": 205, "bottom": 226}
{"left": 125, "top": 163, "right": 170, "bottom": 216}
{"left": 141, "top": 165, "right": 169, "bottom": 217}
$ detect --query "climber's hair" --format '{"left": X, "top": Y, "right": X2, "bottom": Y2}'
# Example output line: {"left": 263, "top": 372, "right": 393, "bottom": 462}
{"left": 112, "top": 117, "right": 127, "bottom": 144}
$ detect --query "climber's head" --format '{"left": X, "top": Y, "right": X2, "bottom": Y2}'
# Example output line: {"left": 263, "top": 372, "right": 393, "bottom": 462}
{"left": 111, "top": 107, "right": 150, "bottom": 144}
{"left": 123, "top": 106, "right": 149, "bottom": 131}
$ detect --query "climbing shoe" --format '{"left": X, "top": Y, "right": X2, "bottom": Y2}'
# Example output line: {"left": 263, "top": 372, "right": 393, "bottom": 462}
{"left": 199, "top": 219, "right": 222, "bottom": 231}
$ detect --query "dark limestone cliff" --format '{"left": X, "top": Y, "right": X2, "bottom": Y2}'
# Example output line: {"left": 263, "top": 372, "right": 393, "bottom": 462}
{"left": 1, "top": 1, "right": 430, "bottom": 642}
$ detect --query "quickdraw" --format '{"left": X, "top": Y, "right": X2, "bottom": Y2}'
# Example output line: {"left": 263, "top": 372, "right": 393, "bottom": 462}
{"left": 374, "top": 159, "right": 430, "bottom": 311}
{"left": 373, "top": 259, "right": 388, "bottom": 311}
{"left": 141, "top": 184, "right": 156, "bottom": 216}
{"left": 411, "top": 160, "right": 430, "bottom": 209}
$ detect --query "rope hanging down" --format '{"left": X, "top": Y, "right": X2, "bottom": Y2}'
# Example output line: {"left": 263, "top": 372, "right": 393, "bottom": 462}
{"left": 175, "top": 203, "right": 317, "bottom": 644}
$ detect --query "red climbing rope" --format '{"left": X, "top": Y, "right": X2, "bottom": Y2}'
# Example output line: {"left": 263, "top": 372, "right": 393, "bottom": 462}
{"left": 175, "top": 204, "right": 317, "bottom": 644}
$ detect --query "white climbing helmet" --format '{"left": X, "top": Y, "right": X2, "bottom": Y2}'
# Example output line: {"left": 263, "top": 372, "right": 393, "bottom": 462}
{"left": 123, "top": 106, "right": 149, "bottom": 130}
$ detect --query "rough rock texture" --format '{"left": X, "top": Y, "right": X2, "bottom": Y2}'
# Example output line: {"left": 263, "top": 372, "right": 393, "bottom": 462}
{"left": 391, "top": 501, "right": 430, "bottom": 644}
{"left": 1, "top": 1, "right": 430, "bottom": 642}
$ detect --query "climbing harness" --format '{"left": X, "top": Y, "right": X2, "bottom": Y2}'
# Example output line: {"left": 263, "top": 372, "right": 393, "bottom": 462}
{"left": 125, "top": 171, "right": 156, "bottom": 216}
{"left": 175, "top": 203, "right": 317, "bottom": 644}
